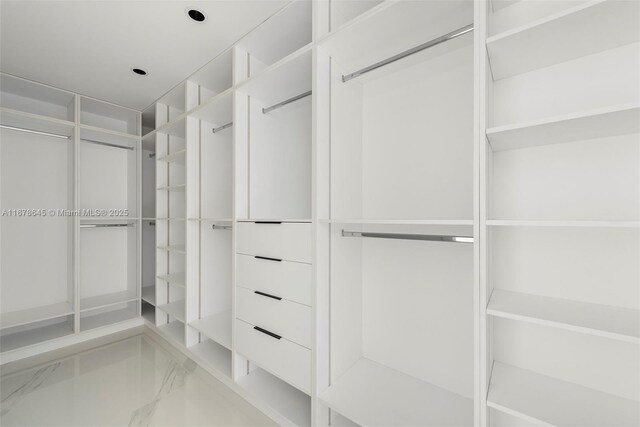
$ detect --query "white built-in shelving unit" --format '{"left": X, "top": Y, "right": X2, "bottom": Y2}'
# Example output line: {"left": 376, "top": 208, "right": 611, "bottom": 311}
{"left": 0, "top": 72, "right": 142, "bottom": 352}
{"left": 2, "top": 1, "right": 639, "bottom": 426}
{"left": 480, "top": 1, "right": 640, "bottom": 426}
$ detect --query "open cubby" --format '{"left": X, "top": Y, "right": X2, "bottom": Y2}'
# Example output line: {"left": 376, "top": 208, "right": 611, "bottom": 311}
{"left": 80, "top": 300, "right": 138, "bottom": 332}
{"left": 189, "top": 49, "right": 233, "bottom": 106}
{"left": 323, "top": 223, "right": 474, "bottom": 426}
{"left": 188, "top": 338, "right": 232, "bottom": 378}
{"left": 80, "top": 97, "right": 139, "bottom": 135}
{"left": 236, "top": 0, "right": 311, "bottom": 82}
{"left": 0, "top": 73, "right": 75, "bottom": 122}
{"left": 324, "top": 1, "right": 473, "bottom": 222}
{"left": 237, "top": 49, "right": 312, "bottom": 220}
{"left": 0, "top": 125, "right": 75, "bottom": 345}
{"left": 79, "top": 220, "right": 138, "bottom": 312}
{"left": 329, "top": 0, "right": 383, "bottom": 32}
{"left": 200, "top": 121, "right": 232, "bottom": 220}
{"left": 0, "top": 315, "right": 74, "bottom": 352}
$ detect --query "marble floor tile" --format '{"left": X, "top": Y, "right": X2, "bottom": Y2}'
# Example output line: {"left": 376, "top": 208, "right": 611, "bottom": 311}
{"left": 0, "top": 334, "right": 277, "bottom": 427}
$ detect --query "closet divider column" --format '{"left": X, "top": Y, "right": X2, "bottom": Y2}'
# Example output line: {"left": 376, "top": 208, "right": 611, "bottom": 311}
{"left": 231, "top": 45, "right": 250, "bottom": 381}
{"left": 73, "top": 94, "right": 80, "bottom": 335}
{"left": 477, "top": 2, "right": 490, "bottom": 426}
{"left": 155, "top": 102, "right": 169, "bottom": 328}
{"left": 185, "top": 81, "right": 201, "bottom": 347}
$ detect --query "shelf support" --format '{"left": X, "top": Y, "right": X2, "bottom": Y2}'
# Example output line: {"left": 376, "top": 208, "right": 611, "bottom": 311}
{"left": 342, "top": 24, "right": 474, "bottom": 82}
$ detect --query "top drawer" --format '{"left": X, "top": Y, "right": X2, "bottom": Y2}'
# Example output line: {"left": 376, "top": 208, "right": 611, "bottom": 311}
{"left": 236, "top": 222, "right": 312, "bottom": 264}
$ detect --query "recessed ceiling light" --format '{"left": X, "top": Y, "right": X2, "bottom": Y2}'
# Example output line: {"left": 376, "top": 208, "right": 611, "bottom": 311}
{"left": 132, "top": 68, "right": 147, "bottom": 76}
{"left": 187, "top": 9, "right": 206, "bottom": 22}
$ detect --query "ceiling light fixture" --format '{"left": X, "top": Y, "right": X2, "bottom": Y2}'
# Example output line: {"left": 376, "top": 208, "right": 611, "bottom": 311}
{"left": 132, "top": 68, "right": 147, "bottom": 76}
{"left": 187, "top": 9, "right": 206, "bottom": 22}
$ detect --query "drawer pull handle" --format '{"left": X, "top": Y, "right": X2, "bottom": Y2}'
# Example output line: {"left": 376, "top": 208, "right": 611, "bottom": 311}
{"left": 254, "top": 290, "right": 282, "bottom": 301}
{"left": 255, "top": 221, "right": 282, "bottom": 224}
{"left": 253, "top": 326, "right": 281, "bottom": 340}
{"left": 254, "top": 255, "right": 282, "bottom": 262}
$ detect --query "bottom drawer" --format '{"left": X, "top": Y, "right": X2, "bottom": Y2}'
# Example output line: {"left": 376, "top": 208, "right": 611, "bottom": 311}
{"left": 235, "top": 319, "right": 311, "bottom": 393}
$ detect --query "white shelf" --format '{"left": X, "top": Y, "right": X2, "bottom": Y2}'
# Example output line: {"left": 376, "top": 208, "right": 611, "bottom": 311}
{"left": 487, "top": 362, "right": 640, "bottom": 426}
{"left": 486, "top": 220, "right": 640, "bottom": 228}
{"left": 238, "top": 46, "right": 311, "bottom": 106}
{"left": 0, "top": 107, "right": 75, "bottom": 137}
{"left": 157, "top": 300, "right": 185, "bottom": 322}
{"left": 188, "top": 339, "right": 232, "bottom": 378}
{"left": 487, "top": 289, "right": 640, "bottom": 343}
{"left": 80, "top": 290, "right": 138, "bottom": 312}
{"left": 157, "top": 320, "right": 185, "bottom": 344}
{"left": 143, "top": 113, "right": 186, "bottom": 141}
{"left": 237, "top": 368, "right": 311, "bottom": 427}
{"left": 156, "top": 244, "right": 186, "bottom": 254}
{"left": 188, "top": 88, "right": 233, "bottom": 125}
{"left": 156, "top": 149, "right": 186, "bottom": 164}
{"left": 326, "top": 219, "right": 474, "bottom": 225}
{"left": 156, "top": 184, "right": 186, "bottom": 192}
{"left": 0, "top": 320, "right": 74, "bottom": 352}
{"left": 156, "top": 272, "right": 186, "bottom": 287}
{"left": 189, "top": 310, "right": 232, "bottom": 350}
{"left": 80, "top": 304, "right": 137, "bottom": 331}
{"left": 487, "top": 104, "right": 640, "bottom": 151}
{"left": 319, "top": 358, "right": 473, "bottom": 427}
{"left": 1, "top": 301, "right": 74, "bottom": 330}
{"left": 486, "top": 0, "right": 640, "bottom": 80}
{"left": 141, "top": 286, "right": 156, "bottom": 306}
{"left": 79, "top": 124, "right": 140, "bottom": 142}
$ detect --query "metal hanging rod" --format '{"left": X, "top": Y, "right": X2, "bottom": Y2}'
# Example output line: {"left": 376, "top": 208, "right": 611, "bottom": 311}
{"left": 149, "top": 221, "right": 156, "bottom": 226}
{"left": 81, "top": 138, "right": 134, "bottom": 151}
{"left": 0, "top": 124, "right": 70, "bottom": 140}
{"left": 341, "top": 230, "right": 473, "bottom": 244}
{"left": 212, "top": 122, "right": 233, "bottom": 133}
{"left": 342, "top": 24, "right": 474, "bottom": 83}
{"left": 212, "top": 224, "right": 232, "bottom": 230}
{"left": 149, "top": 153, "right": 156, "bottom": 158}
{"left": 262, "top": 90, "right": 312, "bottom": 114}
{"left": 80, "top": 223, "right": 135, "bottom": 228}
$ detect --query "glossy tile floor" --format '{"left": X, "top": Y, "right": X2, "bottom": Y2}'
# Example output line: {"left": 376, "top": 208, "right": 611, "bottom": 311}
{"left": 0, "top": 334, "right": 277, "bottom": 426}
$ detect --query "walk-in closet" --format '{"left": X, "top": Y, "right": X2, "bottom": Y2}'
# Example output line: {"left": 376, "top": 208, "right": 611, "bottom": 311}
{"left": 1, "top": 0, "right": 638, "bottom": 426}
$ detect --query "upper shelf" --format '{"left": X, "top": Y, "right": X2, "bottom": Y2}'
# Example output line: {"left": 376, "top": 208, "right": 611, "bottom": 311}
{"left": 487, "top": 104, "right": 640, "bottom": 151}
{"left": 188, "top": 88, "right": 233, "bottom": 126}
{"left": 0, "top": 107, "right": 75, "bottom": 138}
{"left": 237, "top": 46, "right": 311, "bottom": 107}
{"left": 320, "top": 358, "right": 473, "bottom": 427}
{"left": 1, "top": 73, "right": 75, "bottom": 122}
{"left": 80, "top": 97, "right": 139, "bottom": 136}
{"left": 486, "top": 0, "right": 640, "bottom": 80}
{"left": 487, "top": 289, "right": 640, "bottom": 343}
{"left": 488, "top": 362, "right": 640, "bottom": 426}
{"left": 318, "top": 0, "right": 473, "bottom": 80}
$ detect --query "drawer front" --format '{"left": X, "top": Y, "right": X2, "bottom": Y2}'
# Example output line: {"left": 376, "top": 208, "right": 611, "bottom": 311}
{"left": 236, "top": 222, "right": 312, "bottom": 264}
{"left": 236, "top": 254, "right": 312, "bottom": 306}
{"left": 235, "top": 319, "right": 311, "bottom": 393}
{"left": 236, "top": 287, "right": 311, "bottom": 348}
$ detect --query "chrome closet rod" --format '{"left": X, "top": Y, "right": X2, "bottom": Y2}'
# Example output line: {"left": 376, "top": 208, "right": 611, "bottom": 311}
{"left": 212, "top": 122, "right": 233, "bottom": 133}
{"left": 341, "top": 230, "right": 473, "bottom": 244}
{"left": 262, "top": 90, "right": 312, "bottom": 114}
{"left": 342, "top": 23, "right": 474, "bottom": 82}
{"left": 149, "top": 153, "right": 156, "bottom": 158}
{"left": 149, "top": 221, "right": 156, "bottom": 226}
{"left": 212, "top": 224, "right": 232, "bottom": 230}
{"left": 0, "top": 124, "right": 70, "bottom": 139}
{"left": 81, "top": 138, "right": 134, "bottom": 151}
{"left": 80, "top": 223, "right": 135, "bottom": 228}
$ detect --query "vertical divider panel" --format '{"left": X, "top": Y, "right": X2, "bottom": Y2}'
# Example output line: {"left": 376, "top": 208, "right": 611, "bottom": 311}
{"left": 232, "top": 45, "right": 250, "bottom": 381}
{"left": 312, "top": 45, "right": 331, "bottom": 427}
{"left": 477, "top": 1, "right": 490, "bottom": 426}
{"left": 73, "top": 94, "right": 80, "bottom": 334}
{"left": 155, "top": 104, "right": 169, "bottom": 327}
{"left": 185, "top": 101, "right": 200, "bottom": 346}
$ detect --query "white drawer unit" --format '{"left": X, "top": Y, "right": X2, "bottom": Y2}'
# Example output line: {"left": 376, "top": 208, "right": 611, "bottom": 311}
{"left": 236, "top": 221, "right": 312, "bottom": 264}
{"left": 236, "top": 286, "right": 311, "bottom": 348}
{"left": 235, "top": 318, "right": 311, "bottom": 394}
{"left": 236, "top": 254, "right": 312, "bottom": 306}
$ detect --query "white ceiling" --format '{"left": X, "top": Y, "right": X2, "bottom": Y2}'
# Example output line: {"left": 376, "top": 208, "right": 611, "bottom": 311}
{"left": 0, "top": 0, "right": 289, "bottom": 111}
